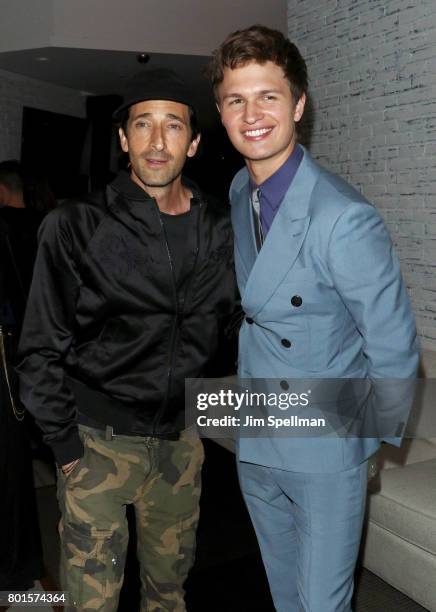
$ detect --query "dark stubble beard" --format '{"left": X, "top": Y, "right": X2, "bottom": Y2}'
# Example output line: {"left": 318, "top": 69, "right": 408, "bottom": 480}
{"left": 131, "top": 151, "right": 187, "bottom": 189}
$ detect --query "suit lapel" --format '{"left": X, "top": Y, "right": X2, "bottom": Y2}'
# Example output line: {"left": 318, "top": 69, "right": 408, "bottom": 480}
{"left": 231, "top": 179, "right": 258, "bottom": 291}
{"left": 241, "top": 149, "right": 320, "bottom": 316}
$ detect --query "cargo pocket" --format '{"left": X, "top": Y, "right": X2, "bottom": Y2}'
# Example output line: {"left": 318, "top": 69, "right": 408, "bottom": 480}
{"left": 60, "top": 522, "right": 125, "bottom": 611}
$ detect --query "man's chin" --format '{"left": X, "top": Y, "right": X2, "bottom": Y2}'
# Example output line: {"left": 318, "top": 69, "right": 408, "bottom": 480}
{"left": 143, "top": 177, "right": 177, "bottom": 188}
{"left": 133, "top": 171, "right": 181, "bottom": 190}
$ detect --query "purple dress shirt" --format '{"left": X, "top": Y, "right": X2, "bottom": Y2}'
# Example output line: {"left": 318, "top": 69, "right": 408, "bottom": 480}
{"left": 251, "top": 144, "right": 303, "bottom": 238}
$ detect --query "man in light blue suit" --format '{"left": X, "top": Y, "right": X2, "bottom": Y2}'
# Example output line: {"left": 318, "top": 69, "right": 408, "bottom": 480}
{"left": 208, "top": 25, "right": 419, "bottom": 611}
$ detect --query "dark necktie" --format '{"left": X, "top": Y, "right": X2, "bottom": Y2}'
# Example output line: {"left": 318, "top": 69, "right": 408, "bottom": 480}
{"left": 251, "top": 188, "right": 263, "bottom": 251}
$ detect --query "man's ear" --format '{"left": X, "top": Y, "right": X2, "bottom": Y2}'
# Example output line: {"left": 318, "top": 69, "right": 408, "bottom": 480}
{"left": 293, "top": 94, "right": 306, "bottom": 123}
{"left": 187, "top": 133, "right": 201, "bottom": 159}
{"left": 119, "top": 127, "right": 129, "bottom": 153}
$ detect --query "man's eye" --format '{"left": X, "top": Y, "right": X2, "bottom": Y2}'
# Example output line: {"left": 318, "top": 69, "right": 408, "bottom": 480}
{"left": 229, "top": 98, "right": 243, "bottom": 106}
{"left": 263, "top": 95, "right": 276, "bottom": 101}
{"left": 135, "top": 121, "right": 148, "bottom": 128}
{"left": 168, "top": 123, "right": 182, "bottom": 130}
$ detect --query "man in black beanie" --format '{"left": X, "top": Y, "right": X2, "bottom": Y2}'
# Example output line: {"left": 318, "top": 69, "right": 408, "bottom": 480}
{"left": 18, "top": 68, "right": 236, "bottom": 611}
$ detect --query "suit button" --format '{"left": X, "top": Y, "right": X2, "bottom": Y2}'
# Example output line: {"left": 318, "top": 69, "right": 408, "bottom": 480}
{"left": 280, "top": 380, "right": 289, "bottom": 390}
{"left": 281, "top": 339, "right": 292, "bottom": 348}
{"left": 246, "top": 317, "right": 254, "bottom": 324}
{"left": 291, "top": 295, "right": 303, "bottom": 307}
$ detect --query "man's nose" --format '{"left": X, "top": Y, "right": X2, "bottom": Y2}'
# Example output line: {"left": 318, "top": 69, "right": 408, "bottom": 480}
{"left": 243, "top": 100, "right": 263, "bottom": 124}
{"left": 150, "top": 125, "right": 165, "bottom": 151}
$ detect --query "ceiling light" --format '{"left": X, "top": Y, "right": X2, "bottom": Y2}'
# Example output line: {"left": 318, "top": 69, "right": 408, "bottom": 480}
{"left": 136, "top": 53, "right": 150, "bottom": 64}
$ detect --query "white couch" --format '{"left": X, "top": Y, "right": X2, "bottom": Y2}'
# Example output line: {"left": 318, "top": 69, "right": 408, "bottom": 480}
{"left": 362, "top": 350, "right": 436, "bottom": 611}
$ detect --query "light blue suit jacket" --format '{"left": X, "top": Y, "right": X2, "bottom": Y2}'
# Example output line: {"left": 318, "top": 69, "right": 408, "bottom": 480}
{"left": 230, "top": 147, "right": 419, "bottom": 473}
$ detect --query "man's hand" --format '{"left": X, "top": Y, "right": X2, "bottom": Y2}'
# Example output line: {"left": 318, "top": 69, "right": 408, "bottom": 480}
{"left": 61, "top": 458, "right": 80, "bottom": 476}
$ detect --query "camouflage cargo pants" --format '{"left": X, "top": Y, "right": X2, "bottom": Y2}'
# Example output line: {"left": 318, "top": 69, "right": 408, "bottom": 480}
{"left": 56, "top": 425, "right": 204, "bottom": 612}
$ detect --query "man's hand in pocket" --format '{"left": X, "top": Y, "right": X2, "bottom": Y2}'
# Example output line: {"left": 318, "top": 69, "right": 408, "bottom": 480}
{"left": 61, "top": 459, "right": 80, "bottom": 476}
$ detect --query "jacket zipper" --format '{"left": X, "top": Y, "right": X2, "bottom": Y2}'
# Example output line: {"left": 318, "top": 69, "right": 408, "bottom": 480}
{"left": 179, "top": 202, "right": 201, "bottom": 320}
{"left": 152, "top": 201, "right": 201, "bottom": 435}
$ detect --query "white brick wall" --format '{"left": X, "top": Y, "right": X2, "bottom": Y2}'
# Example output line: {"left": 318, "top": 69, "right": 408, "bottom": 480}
{"left": 288, "top": 0, "right": 436, "bottom": 350}
{"left": 0, "top": 68, "right": 86, "bottom": 160}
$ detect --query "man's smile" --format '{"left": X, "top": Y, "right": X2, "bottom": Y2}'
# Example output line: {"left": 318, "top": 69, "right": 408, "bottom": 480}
{"left": 243, "top": 127, "right": 274, "bottom": 140}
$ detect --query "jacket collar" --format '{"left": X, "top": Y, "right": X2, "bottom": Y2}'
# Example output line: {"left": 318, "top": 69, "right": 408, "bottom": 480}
{"left": 109, "top": 170, "right": 202, "bottom": 204}
{"left": 106, "top": 171, "right": 202, "bottom": 230}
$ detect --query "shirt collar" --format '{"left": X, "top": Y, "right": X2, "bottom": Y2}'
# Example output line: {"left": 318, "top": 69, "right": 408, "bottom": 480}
{"left": 252, "top": 144, "right": 303, "bottom": 211}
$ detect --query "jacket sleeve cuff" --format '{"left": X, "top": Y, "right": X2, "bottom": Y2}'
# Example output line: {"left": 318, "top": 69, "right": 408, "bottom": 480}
{"left": 49, "top": 427, "right": 84, "bottom": 466}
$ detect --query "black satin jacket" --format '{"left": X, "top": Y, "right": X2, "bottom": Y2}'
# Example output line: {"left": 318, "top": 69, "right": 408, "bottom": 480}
{"left": 17, "top": 172, "right": 236, "bottom": 464}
